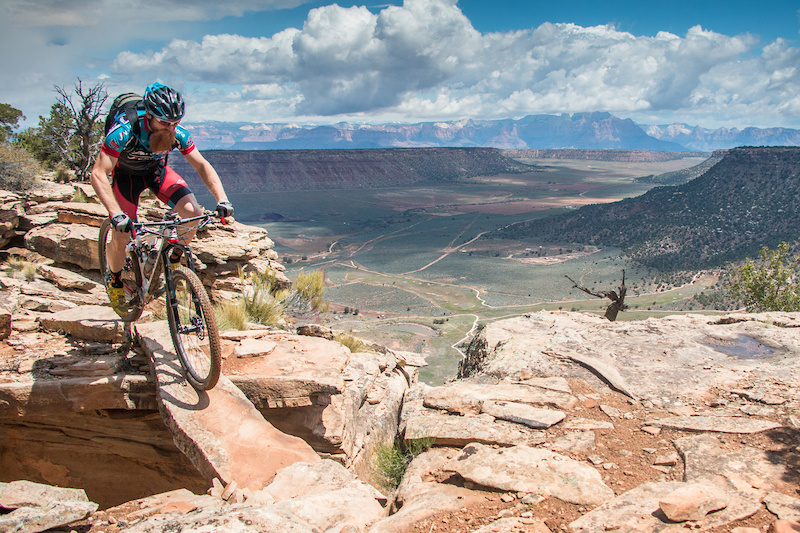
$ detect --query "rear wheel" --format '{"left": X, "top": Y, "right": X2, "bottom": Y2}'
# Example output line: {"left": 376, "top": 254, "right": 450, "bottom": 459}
{"left": 165, "top": 266, "right": 221, "bottom": 390}
{"left": 98, "top": 218, "right": 144, "bottom": 322}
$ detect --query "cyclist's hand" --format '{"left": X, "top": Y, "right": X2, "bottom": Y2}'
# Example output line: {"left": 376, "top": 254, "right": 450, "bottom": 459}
{"left": 110, "top": 212, "right": 133, "bottom": 233}
{"left": 215, "top": 200, "right": 234, "bottom": 218}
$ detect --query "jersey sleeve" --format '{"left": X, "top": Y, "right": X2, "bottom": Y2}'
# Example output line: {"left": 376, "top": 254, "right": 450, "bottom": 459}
{"left": 101, "top": 122, "right": 132, "bottom": 159}
{"left": 175, "top": 126, "right": 196, "bottom": 155}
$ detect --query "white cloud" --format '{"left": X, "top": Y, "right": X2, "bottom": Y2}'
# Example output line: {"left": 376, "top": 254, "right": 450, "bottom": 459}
{"left": 2, "top": 0, "right": 800, "bottom": 128}
{"left": 3, "top": 0, "right": 308, "bottom": 26}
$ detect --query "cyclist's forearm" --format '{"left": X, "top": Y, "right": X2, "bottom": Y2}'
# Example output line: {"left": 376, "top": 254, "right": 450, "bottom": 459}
{"left": 196, "top": 163, "right": 228, "bottom": 203}
{"left": 184, "top": 150, "right": 228, "bottom": 203}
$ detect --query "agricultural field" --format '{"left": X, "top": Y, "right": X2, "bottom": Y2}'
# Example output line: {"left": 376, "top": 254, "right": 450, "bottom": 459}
{"left": 214, "top": 154, "right": 716, "bottom": 384}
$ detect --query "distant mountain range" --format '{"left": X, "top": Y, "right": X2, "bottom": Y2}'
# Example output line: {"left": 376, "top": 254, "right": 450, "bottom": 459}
{"left": 495, "top": 146, "right": 800, "bottom": 270}
{"left": 184, "top": 112, "right": 800, "bottom": 152}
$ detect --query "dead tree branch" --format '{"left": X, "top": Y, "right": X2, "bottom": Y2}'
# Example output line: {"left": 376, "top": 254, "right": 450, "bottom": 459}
{"left": 566, "top": 269, "right": 628, "bottom": 321}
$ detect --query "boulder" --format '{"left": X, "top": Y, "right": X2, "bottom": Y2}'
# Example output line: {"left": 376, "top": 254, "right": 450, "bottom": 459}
{"left": 0, "top": 480, "right": 98, "bottom": 533}
{"left": 658, "top": 483, "right": 730, "bottom": 522}
{"left": 0, "top": 191, "right": 23, "bottom": 248}
{"left": 38, "top": 305, "right": 130, "bottom": 343}
{"left": 570, "top": 481, "right": 762, "bottom": 533}
{"left": 444, "top": 442, "right": 615, "bottom": 506}
{"left": 24, "top": 223, "right": 98, "bottom": 270}
{"left": 423, "top": 380, "right": 578, "bottom": 414}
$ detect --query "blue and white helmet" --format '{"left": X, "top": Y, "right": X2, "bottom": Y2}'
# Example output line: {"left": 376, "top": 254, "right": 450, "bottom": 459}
{"left": 143, "top": 82, "right": 185, "bottom": 121}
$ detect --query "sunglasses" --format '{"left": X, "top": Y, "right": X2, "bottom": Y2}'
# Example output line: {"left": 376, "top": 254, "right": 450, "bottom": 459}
{"left": 151, "top": 116, "right": 181, "bottom": 127}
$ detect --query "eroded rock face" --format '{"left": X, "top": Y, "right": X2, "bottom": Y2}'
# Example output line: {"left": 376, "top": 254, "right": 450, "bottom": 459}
{"left": 0, "top": 182, "right": 420, "bottom": 513}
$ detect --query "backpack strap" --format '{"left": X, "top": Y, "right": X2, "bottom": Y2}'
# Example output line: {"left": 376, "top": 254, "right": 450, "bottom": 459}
{"left": 105, "top": 93, "right": 144, "bottom": 138}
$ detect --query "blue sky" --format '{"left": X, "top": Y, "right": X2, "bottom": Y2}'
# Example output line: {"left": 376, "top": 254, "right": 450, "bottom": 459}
{"left": 2, "top": 0, "right": 799, "bottom": 129}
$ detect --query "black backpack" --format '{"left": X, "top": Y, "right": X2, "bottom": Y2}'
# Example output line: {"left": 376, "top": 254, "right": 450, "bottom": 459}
{"left": 104, "top": 93, "right": 144, "bottom": 137}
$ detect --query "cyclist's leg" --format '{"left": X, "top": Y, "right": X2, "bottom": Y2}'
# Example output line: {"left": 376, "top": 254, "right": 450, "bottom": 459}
{"left": 151, "top": 166, "right": 198, "bottom": 245}
{"left": 105, "top": 169, "right": 145, "bottom": 313}
{"left": 108, "top": 169, "right": 144, "bottom": 273}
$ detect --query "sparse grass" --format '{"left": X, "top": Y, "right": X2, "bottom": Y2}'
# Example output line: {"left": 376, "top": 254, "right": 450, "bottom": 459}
{"left": 150, "top": 305, "right": 169, "bottom": 322}
{"left": 215, "top": 282, "right": 286, "bottom": 330}
{"left": 0, "top": 144, "right": 40, "bottom": 191}
{"left": 215, "top": 300, "right": 248, "bottom": 331}
{"left": 333, "top": 332, "right": 369, "bottom": 353}
{"left": 55, "top": 166, "right": 73, "bottom": 184}
{"left": 214, "top": 268, "right": 330, "bottom": 331}
{"left": 372, "top": 437, "right": 435, "bottom": 491}
{"left": 70, "top": 187, "right": 90, "bottom": 203}
{"left": 4, "top": 256, "right": 36, "bottom": 281}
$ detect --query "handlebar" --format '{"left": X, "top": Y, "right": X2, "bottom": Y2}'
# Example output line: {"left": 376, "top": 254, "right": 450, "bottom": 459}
{"left": 131, "top": 211, "right": 223, "bottom": 236}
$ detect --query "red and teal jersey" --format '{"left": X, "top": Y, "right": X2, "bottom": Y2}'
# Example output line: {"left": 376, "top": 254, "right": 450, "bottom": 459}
{"left": 102, "top": 108, "right": 195, "bottom": 174}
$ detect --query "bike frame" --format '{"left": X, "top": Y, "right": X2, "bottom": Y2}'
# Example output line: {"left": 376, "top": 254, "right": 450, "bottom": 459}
{"left": 126, "top": 212, "right": 212, "bottom": 310}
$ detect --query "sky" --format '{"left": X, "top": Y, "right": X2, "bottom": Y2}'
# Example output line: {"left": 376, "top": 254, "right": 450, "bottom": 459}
{"left": 2, "top": 0, "right": 799, "bottom": 130}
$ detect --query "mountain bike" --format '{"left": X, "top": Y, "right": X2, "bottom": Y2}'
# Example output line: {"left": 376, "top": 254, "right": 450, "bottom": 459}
{"left": 98, "top": 211, "right": 222, "bottom": 390}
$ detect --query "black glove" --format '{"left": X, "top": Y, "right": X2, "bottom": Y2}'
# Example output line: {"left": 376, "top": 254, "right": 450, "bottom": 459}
{"left": 110, "top": 212, "right": 133, "bottom": 233}
{"left": 216, "top": 200, "right": 234, "bottom": 218}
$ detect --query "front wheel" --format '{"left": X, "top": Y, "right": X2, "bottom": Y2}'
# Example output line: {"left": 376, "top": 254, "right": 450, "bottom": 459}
{"left": 165, "top": 266, "right": 221, "bottom": 390}
{"left": 98, "top": 218, "right": 144, "bottom": 322}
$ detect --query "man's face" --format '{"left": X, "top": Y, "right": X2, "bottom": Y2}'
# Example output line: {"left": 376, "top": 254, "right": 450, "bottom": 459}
{"left": 148, "top": 114, "right": 179, "bottom": 153}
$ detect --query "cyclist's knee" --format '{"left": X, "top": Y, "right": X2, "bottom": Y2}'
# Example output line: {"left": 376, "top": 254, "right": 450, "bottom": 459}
{"left": 174, "top": 195, "right": 201, "bottom": 217}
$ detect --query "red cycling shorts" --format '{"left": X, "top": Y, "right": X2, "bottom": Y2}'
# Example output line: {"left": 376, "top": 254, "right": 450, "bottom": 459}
{"left": 112, "top": 165, "right": 192, "bottom": 221}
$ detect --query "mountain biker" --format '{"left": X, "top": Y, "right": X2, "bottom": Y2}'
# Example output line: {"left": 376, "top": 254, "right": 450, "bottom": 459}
{"left": 90, "top": 82, "right": 234, "bottom": 315}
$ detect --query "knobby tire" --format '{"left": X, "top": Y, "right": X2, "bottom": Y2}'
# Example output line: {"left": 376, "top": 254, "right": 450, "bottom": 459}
{"left": 165, "top": 266, "right": 221, "bottom": 390}
{"left": 98, "top": 218, "right": 145, "bottom": 322}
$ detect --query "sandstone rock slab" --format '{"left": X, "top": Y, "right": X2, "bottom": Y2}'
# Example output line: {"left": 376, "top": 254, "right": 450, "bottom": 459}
{"left": 646, "top": 415, "right": 781, "bottom": 434}
{"left": 424, "top": 381, "right": 578, "bottom": 415}
{"left": 137, "top": 320, "right": 320, "bottom": 491}
{"left": 0, "top": 480, "right": 98, "bottom": 533}
{"left": 124, "top": 504, "right": 318, "bottom": 533}
{"left": 24, "top": 222, "right": 98, "bottom": 270}
{"left": 224, "top": 332, "right": 349, "bottom": 408}
{"left": 36, "top": 264, "right": 97, "bottom": 291}
{"left": 38, "top": 305, "right": 128, "bottom": 343}
{"left": 405, "top": 408, "right": 545, "bottom": 447}
{"left": 0, "top": 500, "right": 98, "bottom": 533}
{"left": 569, "top": 481, "right": 761, "bottom": 533}
{"left": 466, "top": 312, "right": 800, "bottom": 405}
{"left": 675, "top": 434, "right": 788, "bottom": 492}
{"left": 480, "top": 399, "right": 565, "bottom": 429}
{"left": 658, "top": 483, "right": 730, "bottom": 522}
{"left": 368, "top": 482, "right": 484, "bottom": 533}
{"left": 444, "top": 442, "right": 615, "bottom": 505}
{"left": 764, "top": 492, "right": 800, "bottom": 520}
{"left": 0, "top": 374, "right": 155, "bottom": 416}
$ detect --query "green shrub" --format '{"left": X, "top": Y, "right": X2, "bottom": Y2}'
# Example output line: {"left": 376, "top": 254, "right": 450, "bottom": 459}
{"left": 70, "top": 186, "right": 91, "bottom": 203}
{"left": 728, "top": 242, "right": 800, "bottom": 312}
{"left": 286, "top": 270, "right": 329, "bottom": 313}
{"left": 0, "top": 144, "right": 39, "bottom": 191}
{"left": 372, "top": 437, "right": 435, "bottom": 491}
{"left": 373, "top": 439, "right": 409, "bottom": 490}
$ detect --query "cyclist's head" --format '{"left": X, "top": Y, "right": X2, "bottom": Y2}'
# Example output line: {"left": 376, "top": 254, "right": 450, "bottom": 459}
{"left": 143, "top": 82, "right": 185, "bottom": 121}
